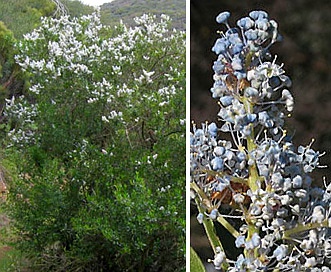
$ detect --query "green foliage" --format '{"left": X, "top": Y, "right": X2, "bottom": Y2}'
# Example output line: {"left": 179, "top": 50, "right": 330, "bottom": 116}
{"left": 0, "top": 0, "right": 56, "bottom": 38}
{"left": 0, "top": 22, "right": 15, "bottom": 58}
{"left": 4, "top": 11, "right": 185, "bottom": 271}
{"left": 0, "top": 22, "right": 26, "bottom": 123}
{"left": 0, "top": 22, "right": 15, "bottom": 104}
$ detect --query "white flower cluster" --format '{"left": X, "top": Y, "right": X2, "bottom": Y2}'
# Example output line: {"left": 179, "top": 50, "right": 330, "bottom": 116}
{"left": 191, "top": 11, "right": 331, "bottom": 271}
{"left": 4, "top": 96, "right": 38, "bottom": 147}
{"left": 8, "top": 11, "right": 185, "bottom": 149}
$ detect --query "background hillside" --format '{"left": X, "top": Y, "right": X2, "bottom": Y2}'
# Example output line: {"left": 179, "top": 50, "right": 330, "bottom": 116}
{"left": 0, "top": 0, "right": 185, "bottom": 39}
{"left": 100, "top": 0, "right": 185, "bottom": 29}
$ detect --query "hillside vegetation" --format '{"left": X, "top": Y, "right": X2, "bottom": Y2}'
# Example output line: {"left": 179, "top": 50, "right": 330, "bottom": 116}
{"left": 100, "top": 0, "right": 185, "bottom": 29}
{"left": 0, "top": 0, "right": 185, "bottom": 37}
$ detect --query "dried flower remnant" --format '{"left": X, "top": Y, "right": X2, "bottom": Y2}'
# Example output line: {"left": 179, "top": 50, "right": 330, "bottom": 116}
{"left": 191, "top": 10, "right": 331, "bottom": 271}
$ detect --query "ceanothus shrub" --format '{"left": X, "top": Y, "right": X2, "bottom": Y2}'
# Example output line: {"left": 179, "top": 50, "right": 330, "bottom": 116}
{"left": 4, "top": 10, "right": 185, "bottom": 272}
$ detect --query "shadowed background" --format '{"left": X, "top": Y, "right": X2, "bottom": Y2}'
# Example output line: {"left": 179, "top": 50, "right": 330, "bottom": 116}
{"left": 190, "top": 0, "right": 331, "bottom": 269}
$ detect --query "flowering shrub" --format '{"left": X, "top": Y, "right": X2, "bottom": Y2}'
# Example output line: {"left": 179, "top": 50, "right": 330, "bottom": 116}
{"left": 191, "top": 10, "right": 331, "bottom": 271}
{"left": 4, "top": 11, "right": 185, "bottom": 271}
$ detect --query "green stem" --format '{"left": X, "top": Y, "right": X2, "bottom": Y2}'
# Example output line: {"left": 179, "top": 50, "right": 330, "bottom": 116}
{"left": 243, "top": 97, "right": 259, "bottom": 192}
{"left": 283, "top": 220, "right": 329, "bottom": 240}
{"left": 191, "top": 182, "right": 224, "bottom": 253}
{"left": 242, "top": 97, "right": 260, "bottom": 260}
{"left": 190, "top": 182, "right": 208, "bottom": 202}
{"left": 199, "top": 210, "right": 230, "bottom": 271}
{"left": 203, "top": 213, "right": 223, "bottom": 254}
{"left": 191, "top": 182, "right": 230, "bottom": 270}
{"left": 217, "top": 215, "right": 239, "bottom": 238}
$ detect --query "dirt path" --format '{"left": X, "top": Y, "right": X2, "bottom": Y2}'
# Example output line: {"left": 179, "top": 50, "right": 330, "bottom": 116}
{"left": 0, "top": 213, "right": 12, "bottom": 258}
{"left": 0, "top": 245, "right": 12, "bottom": 259}
{"left": 0, "top": 169, "right": 12, "bottom": 263}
